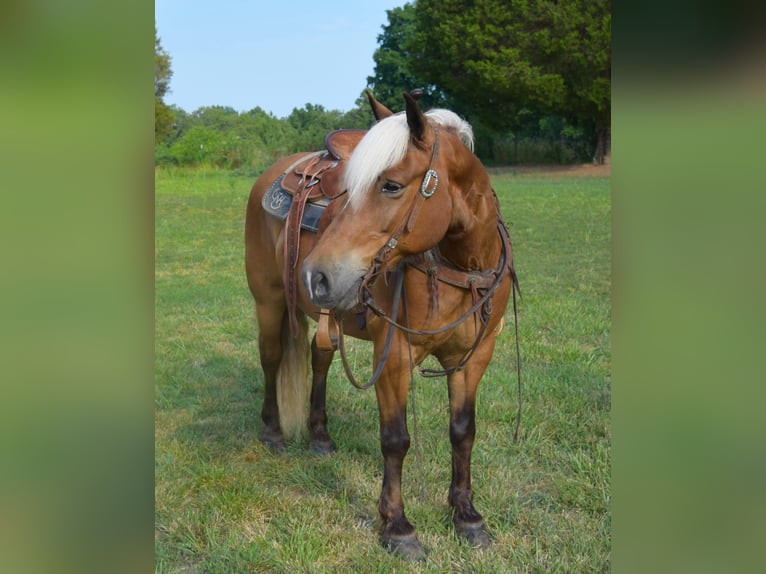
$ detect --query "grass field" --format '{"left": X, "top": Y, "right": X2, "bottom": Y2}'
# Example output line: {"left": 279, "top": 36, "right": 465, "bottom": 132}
{"left": 155, "top": 166, "right": 611, "bottom": 573}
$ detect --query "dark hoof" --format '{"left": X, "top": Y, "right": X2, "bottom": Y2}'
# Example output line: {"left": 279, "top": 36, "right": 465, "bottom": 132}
{"left": 309, "top": 438, "right": 335, "bottom": 456}
{"left": 381, "top": 532, "right": 427, "bottom": 561}
{"left": 260, "top": 428, "right": 285, "bottom": 453}
{"left": 455, "top": 521, "right": 492, "bottom": 548}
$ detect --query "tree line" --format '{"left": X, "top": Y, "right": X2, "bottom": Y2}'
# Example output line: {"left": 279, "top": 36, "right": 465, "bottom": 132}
{"left": 154, "top": 102, "right": 376, "bottom": 171}
{"left": 155, "top": 0, "right": 610, "bottom": 170}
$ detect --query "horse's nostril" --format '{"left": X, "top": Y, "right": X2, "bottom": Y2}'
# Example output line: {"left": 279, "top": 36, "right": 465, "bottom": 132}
{"left": 311, "top": 271, "right": 329, "bottom": 300}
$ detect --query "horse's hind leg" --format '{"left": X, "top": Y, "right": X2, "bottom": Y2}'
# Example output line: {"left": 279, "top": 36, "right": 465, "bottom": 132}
{"left": 309, "top": 335, "right": 335, "bottom": 455}
{"left": 256, "top": 303, "right": 288, "bottom": 451}
{"left": 446, "top": 342, "right": 496, "bottom": 548}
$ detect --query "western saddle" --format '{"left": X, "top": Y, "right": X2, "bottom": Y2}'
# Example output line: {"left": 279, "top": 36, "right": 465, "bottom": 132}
{"left": 261, "top": 129, "right": 366, "bottom": 349}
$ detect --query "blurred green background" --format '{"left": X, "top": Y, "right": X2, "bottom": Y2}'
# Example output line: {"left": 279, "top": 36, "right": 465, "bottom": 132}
{"left": 614, "top": 2, "right": 766, "bottom": 572}
{"left": 0, "top": 2, "right": 153, "bottom": 573}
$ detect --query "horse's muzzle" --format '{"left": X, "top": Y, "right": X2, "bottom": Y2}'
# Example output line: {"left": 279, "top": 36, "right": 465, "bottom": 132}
{"left": 307, "top": 269, "right": 330, "bottom": 302}
{"left": 301, "top": 260, "right": 364, "bottom": 310}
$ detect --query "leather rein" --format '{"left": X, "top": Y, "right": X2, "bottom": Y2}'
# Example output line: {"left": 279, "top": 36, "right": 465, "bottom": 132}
{"left": 337, "top": 221, "right": 515, "bottom": 387}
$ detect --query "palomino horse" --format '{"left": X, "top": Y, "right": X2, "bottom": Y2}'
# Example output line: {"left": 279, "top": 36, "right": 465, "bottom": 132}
{"left": 245, "top": 91, "right": 517, "bottom": 559}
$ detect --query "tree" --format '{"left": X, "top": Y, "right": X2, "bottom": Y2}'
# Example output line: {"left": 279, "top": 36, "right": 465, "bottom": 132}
{"left": 338, "top": 100, "right": 377, "bottom": 130}
{"left": 286, "top": 104, "right": 345, "bottom": 151}
{"left": 409, "top": 0, "right": 611, "bottom": 163}
{"left": 191, "top": 106, "right": 240, "bottom": 131}
{"left": 167, "top": 126, "right": 224, "bottom": 165}
{"left": 155, "top": 27, "right": 175, "bottom": 144}
{"left": 239, "top": 107, "right": 294, "bottom": 159}
{"left": 367, "top": 4, "right": 455, "bottom": 113}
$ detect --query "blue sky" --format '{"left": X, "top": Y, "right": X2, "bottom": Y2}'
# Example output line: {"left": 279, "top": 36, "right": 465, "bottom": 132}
{"left": 155, "top": 0, "right": 405, "bottom": 118}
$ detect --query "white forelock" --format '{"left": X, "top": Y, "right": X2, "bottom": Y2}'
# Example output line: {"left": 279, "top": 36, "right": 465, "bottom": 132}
{"left": 344, "top": 109, "right": 474, "bottom": 210}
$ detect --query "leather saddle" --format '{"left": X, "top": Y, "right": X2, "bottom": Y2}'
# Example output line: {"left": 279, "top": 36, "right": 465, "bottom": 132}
{"left": 261, "top": 129, "right": 366, "bottom": 342}
{"left": 261, "top": 129, "right": 365, "bottom": 231}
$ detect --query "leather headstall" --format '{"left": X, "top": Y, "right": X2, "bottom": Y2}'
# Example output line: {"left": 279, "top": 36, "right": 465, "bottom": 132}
{"left": 348, "top": 126, "right": 515, "bottom": 379}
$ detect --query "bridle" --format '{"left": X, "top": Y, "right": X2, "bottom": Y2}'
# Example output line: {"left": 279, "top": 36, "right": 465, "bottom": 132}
{"left": 359, "top": 127, "right": 442, "bottom": 279}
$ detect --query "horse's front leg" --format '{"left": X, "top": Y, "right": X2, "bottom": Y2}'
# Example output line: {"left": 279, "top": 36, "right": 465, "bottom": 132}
{"left": 374, "top": 347, "right": 426, "bottom": 561}
{"left": 446, "top": 340, "right": 496, "bottom": 548}
{"left": 308, "top": 334, "right": 335, "bottom": 455}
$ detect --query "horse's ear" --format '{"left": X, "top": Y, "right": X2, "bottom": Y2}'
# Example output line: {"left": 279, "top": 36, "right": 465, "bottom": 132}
{"left": 366, "top": 91, "right": 393, "bottom": 121}
{"left": 403, "top": 91, "right": 428, "bottom": 144}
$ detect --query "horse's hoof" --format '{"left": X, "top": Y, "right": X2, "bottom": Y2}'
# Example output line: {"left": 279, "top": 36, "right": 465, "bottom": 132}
{"left": 260, "top": 429, "right": 285, "bottom": 453}
{"left": 309, "top": 438, "right": 335, "bottom": 456}
{"left": 381, "top": 532, "right": 427, "bottom": 561}
{"left": 455, "top": 520, "right": 492, "bottom": 548}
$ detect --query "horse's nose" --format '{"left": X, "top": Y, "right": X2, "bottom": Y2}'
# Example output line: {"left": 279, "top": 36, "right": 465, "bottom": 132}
{"left": 303, "top": 265, "right": 331, "bottom": 306}
{"left": 311, "top": 271, "right": 330, "bottom": 300}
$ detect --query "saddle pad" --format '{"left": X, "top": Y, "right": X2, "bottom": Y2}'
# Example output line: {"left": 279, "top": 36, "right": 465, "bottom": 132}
{"left": 262, "top": 174, "right": 330, "bottom": 232}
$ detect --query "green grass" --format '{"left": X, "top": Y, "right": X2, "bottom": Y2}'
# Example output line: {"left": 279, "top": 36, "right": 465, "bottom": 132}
{"left": 155, "top": 166, "right": 611, "bottom": 573}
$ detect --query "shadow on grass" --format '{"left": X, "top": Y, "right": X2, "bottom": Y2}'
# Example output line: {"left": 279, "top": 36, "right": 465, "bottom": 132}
{"left": 165, "top": 349, "right": 383, "bottom": 506}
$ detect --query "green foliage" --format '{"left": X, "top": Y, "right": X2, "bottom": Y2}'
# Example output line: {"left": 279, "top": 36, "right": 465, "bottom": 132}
{"left": 472, "top": 112, "right": 593, "bottom": 165}
{"left": 168, "top": 126, "right": 222, "bottom": 165}
{"left": 339, "top": 99, "right": 377, "bottom": 130}
{"left": 286, "top": 103, "right": 345, "bottom": 151}
{"left": 154, "top": 27, "right": 175, "bottom": 144}
{"left": 409, "top": 0, "right": 610, "bottom": 134}
{"left": 158, "top": 125, "right": 268, "bottom": 170}
{"left": 190, "top": 105, "right": 240, "bottom": 131}
{"left": 154, "top": 27, "right": 172, "bottom": 99}
{"left": 237, "top": 106, "right": 294, "bottom": 159}
{"left": 364, "top": 0, "right": 608, "bottom": 163}
{"left": 366, "top": 4, "right": 451, "bottom": 112}
{"left": 154, "top": 101, "right": 380, "bottom": 170}
{"left": 154, "top": 98, "right": 175, "bottom": 145}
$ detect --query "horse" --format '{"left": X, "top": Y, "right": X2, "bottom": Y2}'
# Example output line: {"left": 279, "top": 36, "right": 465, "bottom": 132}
{"left": 245, "top": 91, "right": 517, "bottom": 560}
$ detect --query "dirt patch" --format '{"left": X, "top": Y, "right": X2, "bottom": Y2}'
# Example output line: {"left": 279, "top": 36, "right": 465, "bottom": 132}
{"left": 487, "top": 163, "right": 611, "bottom": 178}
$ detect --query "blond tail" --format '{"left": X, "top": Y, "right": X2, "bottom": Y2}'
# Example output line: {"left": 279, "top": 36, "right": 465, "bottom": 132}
{"left": 276, "top": 310, "right": 311, "bottom": 439}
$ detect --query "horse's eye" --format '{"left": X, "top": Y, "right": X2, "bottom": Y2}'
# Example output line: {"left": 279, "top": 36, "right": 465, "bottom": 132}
{"left": 381, "top": 181, "right": 403, "bottom": 195}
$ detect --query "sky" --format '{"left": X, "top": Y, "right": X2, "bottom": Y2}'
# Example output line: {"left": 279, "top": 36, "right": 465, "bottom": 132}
{"left": 155, "top": 0, "right": 405, "bottom": 118}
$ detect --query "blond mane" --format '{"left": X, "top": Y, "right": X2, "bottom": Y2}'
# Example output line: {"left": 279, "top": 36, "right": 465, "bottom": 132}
{"left": 345, "top": 109, "right": 474, "bottom": 210}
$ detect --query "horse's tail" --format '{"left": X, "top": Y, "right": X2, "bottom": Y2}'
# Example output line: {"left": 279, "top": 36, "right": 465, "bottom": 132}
{"left": 277, "top": 309, "right": 311, "bottom": 439}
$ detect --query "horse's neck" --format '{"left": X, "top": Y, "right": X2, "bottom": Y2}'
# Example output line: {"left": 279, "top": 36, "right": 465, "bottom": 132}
{"left": 438, "top": 190, "right": 500, "bottom": 271}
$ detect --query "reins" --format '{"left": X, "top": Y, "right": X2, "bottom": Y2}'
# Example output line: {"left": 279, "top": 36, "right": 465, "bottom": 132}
{"left": 337, "top": 263, "right": 406, "bottom": 391}
{"left": 511, "top": 270, "right": 522, "bottom": 443}
{"left": 363, "top": 221, "right": 511, "bottom": 375}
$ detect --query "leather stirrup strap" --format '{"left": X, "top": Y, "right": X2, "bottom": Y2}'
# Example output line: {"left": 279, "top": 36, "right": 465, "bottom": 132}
{"left": 283, "top": 155, "right": 321, "bottom": 336}
{"left": 316, "top": 309, "right": 338, "bottom": 351}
